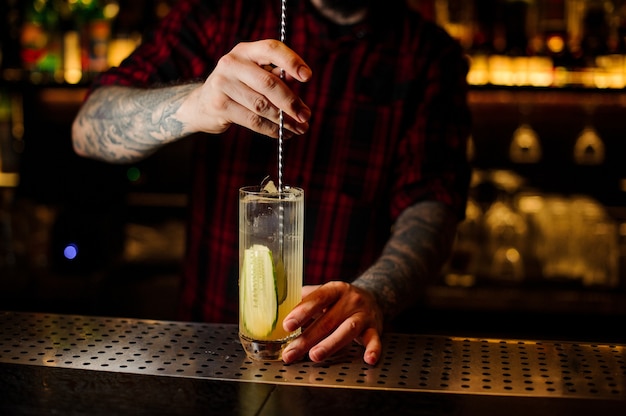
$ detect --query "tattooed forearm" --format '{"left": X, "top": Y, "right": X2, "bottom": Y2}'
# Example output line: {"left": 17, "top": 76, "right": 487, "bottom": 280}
{"left": 73, "top": 83, "right": 200, "bottom": 163}
{"left": 352, "top": 201, "right": 459, "bottom": 320}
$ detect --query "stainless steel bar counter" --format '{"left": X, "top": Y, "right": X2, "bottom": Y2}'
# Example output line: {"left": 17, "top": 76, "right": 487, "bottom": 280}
{"left": 1, "top": 311, "right": 624, "bottom": 415}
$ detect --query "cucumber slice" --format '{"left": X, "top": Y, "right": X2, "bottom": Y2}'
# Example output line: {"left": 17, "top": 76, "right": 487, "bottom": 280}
{"left": 241, "top": 244, "right": 278, "bottom": 338}
{"left": 275, "top": 255, "right": 287, "bottom": 305}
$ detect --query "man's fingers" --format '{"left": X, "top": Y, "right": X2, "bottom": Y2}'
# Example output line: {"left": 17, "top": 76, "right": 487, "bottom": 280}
{"left": 232, "top": 41, "right": 312, "bottom": 123}
{"left": 307, "top": 318, "right": 363, "bottom": 362}
{"left": 360, "top": 327, "right": 382, "bottom": 365}
{"left": 218, "top": 59, "right": 310, "bottom": 133}
{"left": 206, "top": 40, "right": 311, "bottom": 137}
{"left": 283, "top": 283, "right": 345, "bottom": 332}
{"left": 240, "top": 65, "right": 310, "bottom": 125}
{"left": 241, "top": 39, "right": 312, "bottom": 82}
{"left": 216, "top": 97, "right": 279, "bottom": 138}
{"left": 281, "top": 282, "right": 383, "bottom": 366}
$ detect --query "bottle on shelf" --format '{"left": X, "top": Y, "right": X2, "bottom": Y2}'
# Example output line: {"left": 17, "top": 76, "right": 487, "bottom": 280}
{"left": 580, "top": 0, "right": 612, "bottom": 59}
{"left": 0, "top": 88, "right": 17, "bottom": 269}
{"left": 14, "top": 0, "right": 122, "bottom": 84}
{"left": 0, "top": 88, "right": 19, "bottom": 177}
{"left": 0, "top": 0, "right": 23, "bottom": 75}
{"left": 60, "top": 0, "right": 82, "bottom": 84}
{"left": 69, "top": 0, "right": 116, "bottom": 78}
{"left": 20, "top": 0, "right": 63, "bottom": 83}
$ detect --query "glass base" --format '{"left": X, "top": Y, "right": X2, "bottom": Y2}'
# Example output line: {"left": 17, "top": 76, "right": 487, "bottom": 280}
{"left": 239, "top": 332, "right": 298, "bottom": 361}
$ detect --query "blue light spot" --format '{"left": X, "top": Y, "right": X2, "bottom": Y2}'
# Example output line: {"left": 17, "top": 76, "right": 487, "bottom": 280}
{"left": 64, "top": 244, "right": 78, "bottom": 260}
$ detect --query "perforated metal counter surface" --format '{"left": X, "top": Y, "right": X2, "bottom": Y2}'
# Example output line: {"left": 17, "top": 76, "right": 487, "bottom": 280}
{"left": 1, "top": 311, "right": 625, "bottom": 415}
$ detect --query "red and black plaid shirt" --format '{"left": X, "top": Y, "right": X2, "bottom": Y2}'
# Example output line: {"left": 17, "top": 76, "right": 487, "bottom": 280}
{"left": 92, "top": 0, "right": 471, "bottom": 323}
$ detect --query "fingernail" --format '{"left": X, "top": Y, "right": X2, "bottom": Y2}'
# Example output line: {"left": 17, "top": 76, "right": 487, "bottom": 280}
{"left": 308, "top": 346, "right": 326, "bottom": 362}
{"left": 282, "top": 347, "right": 295, "bottom": 363}
{"left": 295, "top": 123, "right": 308, "bottom": 135}
{"left": 298, "top": 108, "right": 311, "bottom": 123}
{"left": 298, "top": 66, "right": 312, "bottom": 81}
{"left": 283, "top": 317, "right": 298, "bottom": 332}
{"left": 366, "top": 351, "right": 378, "bottom": 365}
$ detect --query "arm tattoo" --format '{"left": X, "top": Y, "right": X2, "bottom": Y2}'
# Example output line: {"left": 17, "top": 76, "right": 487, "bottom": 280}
{"left": 74, "top": 83, "right": 200, "bottom": 163}
{"left": 352, "top": 201, "right": 459, "bottom": 320}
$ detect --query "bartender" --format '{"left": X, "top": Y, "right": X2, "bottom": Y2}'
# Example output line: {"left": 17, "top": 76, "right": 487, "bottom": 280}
{"left": 71, "top": 0, "right": 471, "bottom": 366}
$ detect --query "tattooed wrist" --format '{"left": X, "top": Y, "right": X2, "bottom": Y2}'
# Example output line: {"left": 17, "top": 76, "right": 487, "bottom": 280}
{"left": 352, "top": 201, "right": 459, "bottom": 320}
{"left": 75, "top": 84, "right": 199, "bottom": 163}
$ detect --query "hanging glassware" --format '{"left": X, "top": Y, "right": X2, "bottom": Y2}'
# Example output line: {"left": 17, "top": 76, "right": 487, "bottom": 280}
{"left": 573, "top": 125, "right": 605, "bottom": 165}
{"left": 510, "top": 123, "right": 542, "bottom": 163}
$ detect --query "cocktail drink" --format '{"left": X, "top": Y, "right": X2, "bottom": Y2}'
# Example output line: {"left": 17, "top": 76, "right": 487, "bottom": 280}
{"left": 238, "top": 184, "right": 303, "bottom": 360}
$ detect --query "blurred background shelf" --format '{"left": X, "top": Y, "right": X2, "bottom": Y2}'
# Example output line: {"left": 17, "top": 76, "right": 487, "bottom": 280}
{"left": 426, "top": 283, "right": 626, "bottom": 315}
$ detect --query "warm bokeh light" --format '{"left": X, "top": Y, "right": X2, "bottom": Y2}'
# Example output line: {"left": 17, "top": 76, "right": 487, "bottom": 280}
{"left": 103, "top": 2, "right": 120, "bottom": 20}
{"left": 488, "top": 55, "right": 514, "bottom": 86}
{"left": 467, "top": 54, "right": 489, "bottom": 86}
{"left": 63, "top": 31, "right": 82, "bottom": 84}
{"left": 467, "top": 53, "right": 626, "bottom": 89}
{"left": 108, "top": 36, "right": 141, "bottom": 68}
{"left": 546, "top": 35, "right": 565, "bottom": 54}
{"left": 0, "top": 173, "right": 19, "bottom": 187}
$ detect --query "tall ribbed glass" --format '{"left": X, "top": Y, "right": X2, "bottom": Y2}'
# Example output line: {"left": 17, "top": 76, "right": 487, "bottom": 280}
{"left": 238, "top": 185, "right": 303, "bottom": 360}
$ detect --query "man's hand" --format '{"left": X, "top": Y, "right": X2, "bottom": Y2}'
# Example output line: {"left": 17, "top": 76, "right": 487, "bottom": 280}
{"left": 178, "top": 39, "right": 312, "bottom": 138}
{"left": 73, "top": 39, "right": 312, "bottom": 163}
{"left": 281, "top": 282, "right": 383, "bottom": 366}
